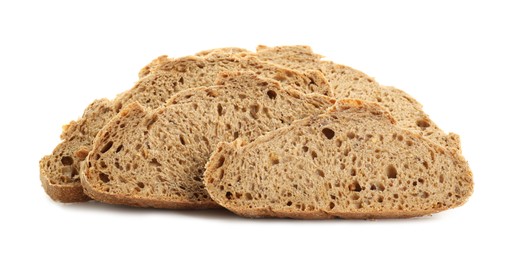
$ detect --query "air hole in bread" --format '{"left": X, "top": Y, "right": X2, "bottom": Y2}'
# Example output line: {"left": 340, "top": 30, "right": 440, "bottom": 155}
{"left": 329, "top": 202, "right": 335, "bottom": 209}
{"left": 217, "top": 104, "right": 223, "bottom": 116}
{"left": 114, "top": 161, "right": 122, "bottom": 170}
{"left": 422, "top": 161, "right": 429, "bottom": 169}
{"left": 349, "top": 181, "right": 362, "bottom": 192}
{"left": 416, "top": 119, "right": 431, "bottom": 128}
{"left": 100, "top": 141, "right": 113, "bottom": 153}
{"left": 239, "top": 94, "right": 247, "bottom": 99}
{"left": 249, "top": 104, "right": 260, "bottom": 119}
{"left": 350, "top": 168, "right": 356, "bottom": 176}
{"left": 377, "top": 196, "right": 384, "bottom": 203}
{"left": 347, "top": 132, "right": 355, "bottom": 139}
{"left": 266, "top": 90, "right": 277, "bottom": 99}
{"left": 115, "top": 145, "right": 124, "bottom": 153}
{"left": 322, "top": 128, "right": 335, "bottom": 139}
{"left": 418, "top": 178, "right": 424, "bottom": 184}
{"left": 225, "top": 191, "right": 233, "bottom": 200}
{"left": 245, "top": 193, "right": 253, "bottom": 200}
{"left": 61, "top": 156, "right": 73, "bottom": 166}
{"left": 386, "top": 165, "right": 397, "bottom": 178}
{"left": 179, "top": 135, "right": 186, "bottom": 145}
{"left": 216, "top": 156, "right": 225, "bottom": 169}
{"left": 99, "top": 173, "right": 110, "bottom": 183}
{"left": 311, "top": 151, "right": 318, "bottom": 160}
{"left": 178, "top": 77, "right": 184, "bottom": 84}
{"left": 302, "top": 146, "right": 309, "bottom": 152}
{"left": 439, "top": 175, "right": 445, "bottom": 183}
{"left": 316, "top": 169, "right": 325, "bottom": 178}
{"left": 99, "top": 161, "right": 107, "bottom": 168}
{"left": 137, "top": 182, "right": 145, "bottom": 188}
{"left": 150, "top": 158, "right": 162, "bottom": 167}
{"left": 287, "top": 201, "right": 293, "bottom": 206}
{"left": 421, "top": 192, "right": 429, "bottom": 198}
{"left": 335, "top": 139, "right": 343, "bottom": 147}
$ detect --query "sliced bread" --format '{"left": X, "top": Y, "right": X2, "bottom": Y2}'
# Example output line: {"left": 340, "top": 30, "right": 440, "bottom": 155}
{"left": 40, "top": 51, "right": 331, "bottom": 203}
{"left": 137, "top": 47, "right": 250, "bottom": 78}
{"left": 39, "top": 99, "right": 116, "bottom": 202}
{"left": 80, "top": 72, "right": 335, "bottom": 208}
{"left": 204, "top": 99, "right": 473, "bottom": 219}
{"left": 255, "top": 45, "right": 461, "bottom": 151}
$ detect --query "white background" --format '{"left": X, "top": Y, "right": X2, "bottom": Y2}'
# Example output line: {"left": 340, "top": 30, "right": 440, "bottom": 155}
{"left": 1, "top": 0, "right": 508, "bottom": 259}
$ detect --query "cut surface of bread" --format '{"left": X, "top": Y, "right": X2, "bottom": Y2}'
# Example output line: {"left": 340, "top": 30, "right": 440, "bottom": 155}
{"left": 39, "top": 99, "right": 115, "bottom": 202}
{"left": 80, "top": 72, "right": 335, "bottom": 208}
{"left": 204, "top": 99, "right": 473, "bottom": 219}
{"left": 40, "top": 51, "right": 332, "bottom": 203}
{"left": 255, "top": 45, "right": 460, "bottom": 151}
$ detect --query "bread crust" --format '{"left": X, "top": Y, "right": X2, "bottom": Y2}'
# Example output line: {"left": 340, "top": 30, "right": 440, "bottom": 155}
{"left": 40, "top": 171, "right": 90, "bottom": 203}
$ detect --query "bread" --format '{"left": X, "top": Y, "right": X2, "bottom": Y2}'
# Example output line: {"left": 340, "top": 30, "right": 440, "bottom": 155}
{"left": 137, "top": 48, "right": 250, "bottom": 78}
{"left": 204, "top": 99, "right": 473, "bottom": 219}
{"left": 255, "top": 45, "right": 461, "bottom": 151}
{"left": 80, "top": 72, "right": 335, "bottom": 208}
{"left": 39, "top": 99, "right": 116, "bottom": 202}
{"left": 40, "top": 51, "right": 332, "bottom": 203}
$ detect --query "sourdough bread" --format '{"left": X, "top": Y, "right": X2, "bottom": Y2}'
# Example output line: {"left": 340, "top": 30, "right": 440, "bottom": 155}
{"left": 204, "top": 99, "right": 473, "bottom": 219}
{"left": 40, "top": 51, "right": 331, "bottom": 203}
{"left": 80, "top": 72, "right": 335, "bottom": 208}
{"left": 39, "top": 99, "right": 115, "bottom": 202}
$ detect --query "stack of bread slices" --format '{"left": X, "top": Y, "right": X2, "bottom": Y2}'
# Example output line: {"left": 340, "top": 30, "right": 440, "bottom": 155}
{"left": 40, "top": 46, "right": 473, "bottom": 219}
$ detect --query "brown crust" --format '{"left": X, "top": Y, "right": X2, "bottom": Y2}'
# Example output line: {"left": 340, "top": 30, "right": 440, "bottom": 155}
{"left": 40, "top": 172, "right": 90, "bottom": 203}
{"left": 229, "top": 206, "right": 441, "bottom": 219}
{"left": 80, "top": 166, "right": 219, "bottom": 209}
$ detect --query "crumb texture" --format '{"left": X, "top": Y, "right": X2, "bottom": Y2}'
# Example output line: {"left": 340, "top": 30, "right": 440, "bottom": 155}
{"left": 204, "top": 99, "right": 473, "bottom": 219}
{"left": 40, "top": 49, "right": 331, "bottom": 202}
{"left": 81, "top": 72, "right": 335, "bottom": 208}
{"left": 255, "top": 45, "right": 460, "bottom": 150}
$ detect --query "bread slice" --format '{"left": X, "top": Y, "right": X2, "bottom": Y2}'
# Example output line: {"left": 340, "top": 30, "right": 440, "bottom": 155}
{"left": 39, "top": 99, "right": 116, "bottom": 202}
{"left": 255, "top": 45, "right": 461, "bottom": 151}
{"left": 138, "top": 47, "right": 250, "bottom": 78}
{"left": 80, "top": 72, "right": 335, "bottom": 208}
{"left": 204, "top": 99, "right": 473, "bottom": 219}
{"left": 40, "top": 51, "right": 332, "bottom": 203}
